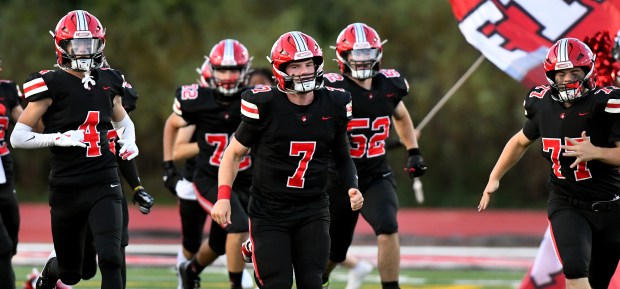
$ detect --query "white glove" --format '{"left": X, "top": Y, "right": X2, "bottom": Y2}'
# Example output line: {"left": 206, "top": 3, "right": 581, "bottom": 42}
{"left": 118, "top": 139, "right": 139, "bottom": 160}
{"left": 53, "top": 130, "right": 86, "bottom": 148}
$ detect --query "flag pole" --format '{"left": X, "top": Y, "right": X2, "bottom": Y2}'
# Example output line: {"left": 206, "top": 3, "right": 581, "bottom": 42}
{"left": 413, "top": 54, "right": 486, "bottom": 204}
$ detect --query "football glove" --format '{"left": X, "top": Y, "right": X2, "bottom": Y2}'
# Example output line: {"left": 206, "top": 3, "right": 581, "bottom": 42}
{"left": 405, "top": 148, "right": 427, "bottom": 178}
{"left": 118, "top": 139, "right": 139, "bottom": 160}
{"left": 53, "top": 130, "right": 86, "bottom": 148}
{"left": 162, "top": 161, "right": 179, "bottom": 196}
{"left": 132, "top": 186, "right": 154, "bottom": 214}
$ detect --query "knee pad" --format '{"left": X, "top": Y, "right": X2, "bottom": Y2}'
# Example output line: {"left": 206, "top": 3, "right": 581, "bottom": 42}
{"left": 97, "top": 245, "right": 123, "bottom": 269}
{"left": 59, "top": 272, "right": 82, "bottom": 285}
{"left": 374, "top": 219, "right": 398, "bottom": 236}
{"left": 208, "top": 236, "right": 226, "bottom": 256}
{"left": 562, "top": 260, "right": 588, "bottom": 279}
{"left": 329, "top": 249, "right": 347, "bottom": 264}
{"left": 183, "top": 238, "right": 201, "bottom": 254}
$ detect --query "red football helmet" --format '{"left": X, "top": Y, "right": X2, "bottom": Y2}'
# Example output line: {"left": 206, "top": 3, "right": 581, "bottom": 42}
{"left": 196, "top": 56, "right": 212, "bottom": 87}
{"left": 544, "top": 38, "right": 596, "bottom": 102}
{"left": 206, "top": 39, "right": 251, "bottom": 95}
{"left": 52, "top": 10, "right": 106, "bottom": 72}
{"left": 269, "top": 31, "right": 324, "bottom": 93}
{"left": 335, "top": 23, "right": 383, "bottom": 80}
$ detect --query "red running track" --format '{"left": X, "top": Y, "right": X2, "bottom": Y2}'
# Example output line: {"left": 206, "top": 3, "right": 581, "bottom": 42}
{"left": 19, "top": 203, "right": 548, "bottom": 243}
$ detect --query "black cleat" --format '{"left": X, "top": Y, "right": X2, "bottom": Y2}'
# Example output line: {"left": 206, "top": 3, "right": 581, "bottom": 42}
{"left": 178, "top": 260, "right": 201, "bottom": 289}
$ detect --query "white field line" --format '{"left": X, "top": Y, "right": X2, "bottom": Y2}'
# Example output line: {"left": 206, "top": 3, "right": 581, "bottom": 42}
{"left": 15, "top": 243, "right": 537, "bottom": 270}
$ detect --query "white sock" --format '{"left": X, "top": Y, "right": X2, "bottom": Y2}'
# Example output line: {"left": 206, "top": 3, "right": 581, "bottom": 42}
{"left": 176, "top": 248, "right": 188, "bottom": 266}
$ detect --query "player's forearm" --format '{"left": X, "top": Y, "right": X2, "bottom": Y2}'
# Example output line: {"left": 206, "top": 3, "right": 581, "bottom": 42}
{"left": 489, "top": 132, "right": 530, "bottom": 182}
{"left": 172, "top": 142, "right": 199, "bottom": 161}
{"left": 392, "top": 115, "right": 418, "bottom": 150}
{"left": 111, "top": 114, "right": 136, "bottom": 142}
{"left": 593, "top": 146, "right": 620, "bottom": 166}
{"left": 218, "top": 148, "right": 242, "bottom": 188}
{"left": 332, "top": 132, "right": 359, "bottom": 189}
{"left": 10, "top": 123, "right": 56, "bottom": 149}
{"left": 162, "top": 115, "right": 180, "bottom": 161}
{"left": 117, "top": 157, "right": 142, "bottom": 189}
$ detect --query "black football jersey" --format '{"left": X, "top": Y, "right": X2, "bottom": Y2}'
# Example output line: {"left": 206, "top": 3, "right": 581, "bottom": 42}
{"left": 23, "top": 68, "right": 125, "bottom": 185}
{"left": 523, "top": 85, "right": 620, "bottom": 201}
{"left": 323, "top": 69, "right": 408, "bottom": 176}
{"left": 237, "top": 85, "right": 352, "bottom": 204}
{"left": 0, "top": 80, "right": 22, "bottom": 157}
{"left": 0, "top": 80, "right": 22, "bottom": 193}
{"left": 173, "top": 84, "right": 252, "bottom": 185}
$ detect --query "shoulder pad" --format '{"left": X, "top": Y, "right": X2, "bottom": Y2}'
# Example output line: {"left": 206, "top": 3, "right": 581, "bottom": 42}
{"left": 322, "top": 87, "right": 352, "bottom": 119}
{"left": 241, "top": 86, "right": 276, "bottom": 122}
{"left": 0, "top": 80, "right": 23, "bottom": 101}
{"left": 523, "top": 85, "right": 551, "bottom": 119}
{"left": 23, "top": 71, "right": 57, "bottom": 101}
{"left": 378, "top": 69, "right": 409, "bottom": 95}
{"left": 242, "top": 85, "right": 275, "bottom": 104}
{"left": 593, "top": 86, "right": 620, "bottom": 114}
{"left": 324, "top": 73, "right": 345, "bottom": 84}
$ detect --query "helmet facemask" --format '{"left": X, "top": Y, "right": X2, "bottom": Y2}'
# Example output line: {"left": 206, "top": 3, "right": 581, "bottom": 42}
{"left": 547, "top": 66, "right": 595, "bottom": 102}
{"left": 57, "top": 37, "right": 105, "bottom": 72}
{"left": 209, "top": 64, "right": 250, "bottom": 96}
{"left": 338, "top": 47, "right": 381, "bottom": 80}
{"left": 273, "top": 58, "right": 324, "bottom": 94}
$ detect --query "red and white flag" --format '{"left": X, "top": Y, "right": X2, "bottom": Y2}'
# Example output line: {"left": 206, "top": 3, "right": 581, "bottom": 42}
{"left": 449, "top": 0, "right": 620, "bottom": 87}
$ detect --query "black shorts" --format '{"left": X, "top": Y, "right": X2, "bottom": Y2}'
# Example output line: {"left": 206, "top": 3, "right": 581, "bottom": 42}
{"left": 548, "top": 193, "right": 620, "bottom": 287}
{"left": 327, "top": 171, "right": 399, "bottom": 262}
{"left": 248, "top": 196, "right": 330, "bottom": 289}
{"left": 49, "top": 180, "right": 123, "bottom": 278}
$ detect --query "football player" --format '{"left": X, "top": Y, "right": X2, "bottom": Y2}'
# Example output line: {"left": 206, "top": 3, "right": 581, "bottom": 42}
{"left": 162, "top": 39, "right": 253, "bottom": 289}
{"left": 211, "top": 31, "right": 364, "bottom": 289}
{"left": 247, "top": 67, "right": 274, "bottom": 87}
{"left": 321, "top": 23, "right": 426, "bottom": 289}
{"left": 11, "top": 10, "right": 139, "bottom": 289}
{"left": 479, "top": 38, "right": 620, "bottom": 289}
{"left": 0, "top": 57, "right": 24, "bottom": 289}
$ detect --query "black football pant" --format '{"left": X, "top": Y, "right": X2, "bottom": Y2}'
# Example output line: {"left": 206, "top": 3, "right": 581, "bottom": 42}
{"left": 249, "top": 203, "right": 330, "bottom": 289}
{"left": 179, "top": 198, "right": 209, "bottom": 254}
{"left": 327, "top": 171, "right": 399, "bottom": 262}
{"left": 0, "top": 192, "right": 19, "bottom": 289}
{"left": 192, "top": 173, "right": 251, "bottom": 257}
{"left": 50, "top": 182, "right": 123, "bottom": 289}
{"left": 548, "top": 194, "right": 620, "bottom": 289}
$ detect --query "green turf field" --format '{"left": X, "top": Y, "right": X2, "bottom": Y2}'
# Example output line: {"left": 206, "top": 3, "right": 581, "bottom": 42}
{"left": 14, "top": 266, "right": 526, "bottom": 289}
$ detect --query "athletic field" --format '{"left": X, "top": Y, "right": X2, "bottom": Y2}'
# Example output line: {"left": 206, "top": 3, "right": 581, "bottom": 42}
{"left": 14, "top": 265, "right": 526, "bottom": 289}
{"left": 15, "top": 204, "right": 544, "bottom": 289}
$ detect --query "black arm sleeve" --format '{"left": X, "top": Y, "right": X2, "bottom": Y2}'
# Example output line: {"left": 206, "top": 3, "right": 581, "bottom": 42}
{"left": 330, "top": 126, "right": 358, "bottom": 189}
{"left": 117, "top": 156, "right": 142, "bottom": 190}
{"left": 234, "top": 121, "right": 261, "bottom": 148}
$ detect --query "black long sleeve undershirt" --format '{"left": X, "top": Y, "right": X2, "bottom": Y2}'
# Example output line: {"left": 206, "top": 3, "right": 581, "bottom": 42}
{"left": 330, "top": 125, "right": 358, "bottom": 189}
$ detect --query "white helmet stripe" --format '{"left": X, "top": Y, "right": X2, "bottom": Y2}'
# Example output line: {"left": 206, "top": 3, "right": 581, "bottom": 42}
{"left": 223, "top": 39, "right": 236, "bottom": 65}
{"left": 290, "top": 31, "right": 309, "bottom": 52}
{"left": 354, "top": 23, "right": 366, "bottom": 43}
{"left": 75, "top": 10, "right": 88, "bottom": 31}
{"left": 558, "top": 38, "right": 568, "bottom": 62}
